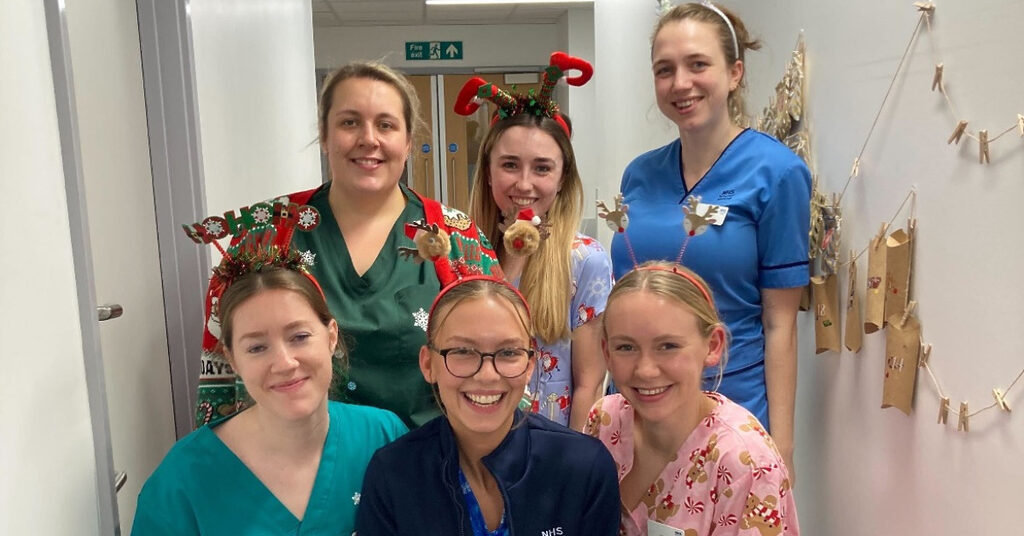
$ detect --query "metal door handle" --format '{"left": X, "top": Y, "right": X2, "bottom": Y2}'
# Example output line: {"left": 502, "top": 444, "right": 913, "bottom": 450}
{"left": 114, "top": 471, "right": 127, "bottom": 492}
{"left": 97, "top": 304, "right": 123, "bottom": 321}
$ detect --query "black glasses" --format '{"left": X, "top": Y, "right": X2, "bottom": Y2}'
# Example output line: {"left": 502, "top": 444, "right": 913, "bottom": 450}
{"left": 431, "top": 346, "right": 535, "bottom": 378}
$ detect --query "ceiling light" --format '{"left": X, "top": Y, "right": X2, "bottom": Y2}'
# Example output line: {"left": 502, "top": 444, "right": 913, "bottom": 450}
{"left": 426, "top": 0, "right": 593, "bottom": 5}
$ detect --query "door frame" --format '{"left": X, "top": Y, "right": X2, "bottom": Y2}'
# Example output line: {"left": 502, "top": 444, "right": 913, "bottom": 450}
{"left": 42, "top": 0, "right": 119, "bottom": 533}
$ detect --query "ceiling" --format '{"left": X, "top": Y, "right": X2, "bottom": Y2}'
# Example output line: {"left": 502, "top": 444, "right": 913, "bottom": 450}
{"left": 311, "top": 0, "right": 589, "bottom": 27}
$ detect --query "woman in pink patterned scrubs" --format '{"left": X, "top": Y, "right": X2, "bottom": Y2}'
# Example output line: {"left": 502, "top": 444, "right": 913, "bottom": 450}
{"left": 585, "top": 262, "right": 799, "bottom": 536}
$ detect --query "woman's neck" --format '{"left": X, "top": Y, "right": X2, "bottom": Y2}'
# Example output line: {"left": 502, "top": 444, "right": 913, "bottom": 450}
{"left": 247, "top": 400, "right": 330, "bottom": 457}
{"left": 497, "top": 248, "right": 528, "bottom": 282}
{"left": 328, "top": 182, "right": 406, "bottom": 231}
{"left": 452, "top": 418, "right": 514, "bottom": 478}
{"left": 634, "top": 391, "right": 711, "bottom": 457}
{"left": 678, "top": 121, "right": 743, "bottom": 190}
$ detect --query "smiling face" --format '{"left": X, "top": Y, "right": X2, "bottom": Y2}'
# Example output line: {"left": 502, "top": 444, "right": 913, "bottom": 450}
{"left": 225, "top": 288, "right": 338, "bottom": 421}
{"left": 487, "top": 125, "right": 565, "bottom": 218}
{"left": 603, "top": 289, "right": 724, "bottom": 424}
{"left": 420, "top": 295, "right": 535, "bottom": 444}
{"left": 322, "top": 77, "right": 412, "bottom": 197}
{"left": 652, "top": 19, "right": 743, "bottom": 136}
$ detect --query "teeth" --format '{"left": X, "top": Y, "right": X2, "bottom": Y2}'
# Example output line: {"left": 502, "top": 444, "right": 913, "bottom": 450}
{"left": 675, "top": 98, "right": 698, "bottom": 108}
{"left": 354, "top": 158, "right": 381, "bottom": 165}
{"left": 636, "top": 386, "right": 669, "bottom": 396}
{"left": 510, "top": 197, "right": 534, "bottom": 206}
{"left": 466, "top": 393, "right": 502, "bottom": 405}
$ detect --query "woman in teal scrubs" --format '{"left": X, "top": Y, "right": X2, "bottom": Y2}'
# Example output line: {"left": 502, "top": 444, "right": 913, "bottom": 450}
{"left": 133, "top": 263, "right": 406, "bottom": 535}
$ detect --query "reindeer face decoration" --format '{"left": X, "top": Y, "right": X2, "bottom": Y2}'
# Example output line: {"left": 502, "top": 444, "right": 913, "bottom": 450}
{"left": 497, "top": 208, "right": 551, "bottom": 257}
{"left": 597, "top": 194, "right": 630, "bottom": 234}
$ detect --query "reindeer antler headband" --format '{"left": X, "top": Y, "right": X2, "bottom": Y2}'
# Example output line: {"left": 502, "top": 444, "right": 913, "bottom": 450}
{"left": 597, "top": 193, "right": 717, "bottom": 304}
{"left": 453, "top": 51, "right": 594, "bottom": 136}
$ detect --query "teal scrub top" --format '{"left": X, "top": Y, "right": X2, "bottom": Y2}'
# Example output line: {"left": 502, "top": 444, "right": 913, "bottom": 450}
{"left": 291, "top": 184, "right": 442, "bottom": 428}
{"left": 132, "top": 402, "right": 406, "bottom": 536}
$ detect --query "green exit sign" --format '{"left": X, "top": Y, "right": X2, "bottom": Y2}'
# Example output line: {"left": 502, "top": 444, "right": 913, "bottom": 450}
{"left": 406, "top": 41, "right": 463, "bottom": 61}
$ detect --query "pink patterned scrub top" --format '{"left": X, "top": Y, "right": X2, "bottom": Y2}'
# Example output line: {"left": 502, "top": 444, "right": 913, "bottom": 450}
{"left": 585, "top": 393, "right": 799, "bottom": 536}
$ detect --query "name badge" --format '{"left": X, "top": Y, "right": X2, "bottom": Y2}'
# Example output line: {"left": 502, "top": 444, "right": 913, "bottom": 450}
{"left": 696, "top": 203, "right": 728, "bottom": 225}
{"left": 647, "top": 519, "right": 690, "bottom": 536}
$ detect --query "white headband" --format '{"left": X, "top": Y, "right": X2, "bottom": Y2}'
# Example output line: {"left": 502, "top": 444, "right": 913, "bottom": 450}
{"left": 701, "top": 0, "right": 739, "bottom": 59}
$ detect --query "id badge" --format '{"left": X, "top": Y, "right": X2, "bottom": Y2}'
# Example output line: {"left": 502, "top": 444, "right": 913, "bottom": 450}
{"left": 647, "top": 519, "right": 691, "bottom": 536}
{"left": 696, "top": 203, "right": 729, "bottom": 225}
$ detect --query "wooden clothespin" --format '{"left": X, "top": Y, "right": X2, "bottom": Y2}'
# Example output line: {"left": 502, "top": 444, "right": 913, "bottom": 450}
{"left": 957, "top": 401, "right": 969, "bottom": 432}
{"left": 931, "top": 63, "right": 944, "bottom": 91}
{"left": 1017, "top": 114, "right": 1023, "bottom": 137}
{"left": 992, "top": 388, "right": 1011, "bottom": 412}
{"left": 979, "top": 129, "right": 990, "bottom": 164}
{"left": 937, "top": 396, "right": 950, "bottom": 425}
{"left": 850, "top": 157, "right": 860, "bottom": 178}
{"left": 898, "top": 301, "right": 918, "bottom": 329}
{"left": 919, "top": 343, "right": 932, "bottom": 367}
{"left": 947, "top": 120, "right": 968, "bottom": 145}
{"left": 871, "top": 222, "right": 889, "bottom": 250}
{"left": 914, "top": 2, "right": 936, "bottom": 14}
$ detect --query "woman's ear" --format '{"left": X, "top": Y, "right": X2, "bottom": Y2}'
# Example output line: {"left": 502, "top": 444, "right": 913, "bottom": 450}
{"left": 704, "top": 324, "right": 727, "bottom": 368}
{"left": 419, "top": 345, "right": 434, "bottom": 383}
{"left": 729, "top": 60, "right": 744, "bottom": 92}
{"left": 328, "top": 319, "right": 339, "bottom": 354}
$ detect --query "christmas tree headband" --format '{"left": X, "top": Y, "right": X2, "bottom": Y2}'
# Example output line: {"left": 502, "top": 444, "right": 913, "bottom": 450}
{"left": 427, "top": 275, "right": 532, "bottom": 338}
{"left": 597, "top": 193, "right": 717, "bottom": 304}
{"left": 453, "top": 51, "right": 594, "bottom": 137}
{"left": 182, "top": 199, "right": 325, "bottom": 300}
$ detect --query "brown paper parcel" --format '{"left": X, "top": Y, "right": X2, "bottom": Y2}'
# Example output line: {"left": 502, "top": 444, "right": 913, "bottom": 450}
{"left": 881, "top": 314, "right": 921, "bottom": 415}
{"left": 884, "top": 228, "right": 913, "bottom": 323}
{"left": 845, "top": 259, "right": 863, "bottom": 353}
{"left": 864, "top": 236, "right": 887, "bottom": 333}
{"left": 811, "top": 274, "right": 840, "bottom": 354}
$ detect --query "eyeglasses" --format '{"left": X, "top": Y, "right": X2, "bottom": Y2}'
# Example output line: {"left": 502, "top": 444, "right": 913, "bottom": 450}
{"left": 430, "top": 346, "right": 534, "bottom": 378}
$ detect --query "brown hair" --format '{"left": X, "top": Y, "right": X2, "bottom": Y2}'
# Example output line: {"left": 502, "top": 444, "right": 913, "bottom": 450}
{"left": 604, "top": 261, "right": 729, "bottom": 388}
{"left": 467, "top": 112, "right": 583, "bottom": 343}
{"left": 652, "top": 2, "right": 762, "bottom": 123}
{"left": 427, "top": 278, "right": 534, "bottom": 345}
{"left": 317, "top": 61, "right": 425, "bottom": 144}
{"left": 217, "top": 267, "right": 348, "bottom": 370}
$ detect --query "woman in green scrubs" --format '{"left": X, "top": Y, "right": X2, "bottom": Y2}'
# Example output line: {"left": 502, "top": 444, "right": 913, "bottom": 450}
{"left": 192, "top": 62, "right": 500, "bottom": 429}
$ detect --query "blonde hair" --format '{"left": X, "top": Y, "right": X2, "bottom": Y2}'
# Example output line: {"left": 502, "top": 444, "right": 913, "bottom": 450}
{"left": 652, "top": 3, "right": 762, "bottom": 122}
{"left": 468, "top": 113, "right": 583, "bottom": 343}
{"left": 604, "top": 261, "right": 729, "bottom": 388}
{"left": 317, "top": 60, "right": 426, "bottom": 144}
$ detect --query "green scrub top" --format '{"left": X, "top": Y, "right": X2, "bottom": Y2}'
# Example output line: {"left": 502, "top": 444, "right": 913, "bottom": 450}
{"left": 292, "top": 184, "right": 441, "bottom": 428}
{"left": 132, "top": 401, "right": 407, "bottom": 535}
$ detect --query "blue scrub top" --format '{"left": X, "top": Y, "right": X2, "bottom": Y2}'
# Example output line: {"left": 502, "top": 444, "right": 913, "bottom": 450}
{"left": 611, "top": 129, "right": 811, "bottom": 428}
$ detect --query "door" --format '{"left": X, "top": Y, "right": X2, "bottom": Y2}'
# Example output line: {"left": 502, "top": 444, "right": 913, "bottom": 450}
{"left": 408, "top": 72, "right": 541, "bottom": 212}
{"left": 65, "top": 0, "right": 177, "bottom": 532}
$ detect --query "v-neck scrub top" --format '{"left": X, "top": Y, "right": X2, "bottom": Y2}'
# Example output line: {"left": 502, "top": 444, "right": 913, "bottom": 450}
{"left": 132, "top": 401, "right": 406, "bottom": 536}
{"left": 291, "top": 184, "right": 441, "bottom": 428}
{"left": 610, "top": 130, "right": 811, "bottom": 430}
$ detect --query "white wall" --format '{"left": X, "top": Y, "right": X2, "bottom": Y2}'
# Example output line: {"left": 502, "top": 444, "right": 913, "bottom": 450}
{"left": 0, "top": 2, "right": 100, "bottom": 534}
{"left": 314, "top": 23, "right": 560, "bottom": 71}
{"left": 596, "top": 0, "right": 1024, "bottom": 534}
{"left": 191, "top": 0, "right": 322, "bottom": 216}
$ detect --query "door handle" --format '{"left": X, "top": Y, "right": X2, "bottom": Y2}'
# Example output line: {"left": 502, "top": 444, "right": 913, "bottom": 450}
{"left": 114, "top": 471, "right": 127, "bottom": 493}
{"left": 97, "top": 304, "right": 123, "bottom": 321}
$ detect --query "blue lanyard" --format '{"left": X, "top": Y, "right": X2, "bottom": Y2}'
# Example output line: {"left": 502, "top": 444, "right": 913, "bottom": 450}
{"left": 458, "top": 468, "right": 509, "bottom": 536}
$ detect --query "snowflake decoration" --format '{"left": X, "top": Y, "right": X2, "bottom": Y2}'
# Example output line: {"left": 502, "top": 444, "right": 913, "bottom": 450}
{"left": 299, "top": 249, "right": 316, "bottom": 267}
{"left": 298, "top": 206, "right": 320, "bottom": 230}
{"left": 251, "top": 205, "right": 272, "bottom": 225}
{"left": 203, "top": 219, "right": 225, "bottom": 237}
{"left": 412, "top": 307, "right": 429, "bottom": 332}
{"left": 351, "top": 492, "right": 361, "bottom": 505}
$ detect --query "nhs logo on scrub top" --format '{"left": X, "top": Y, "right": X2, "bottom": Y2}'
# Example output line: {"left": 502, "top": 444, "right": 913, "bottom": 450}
{"left": 540, "top": 528, "right": 563, "bottom": 536}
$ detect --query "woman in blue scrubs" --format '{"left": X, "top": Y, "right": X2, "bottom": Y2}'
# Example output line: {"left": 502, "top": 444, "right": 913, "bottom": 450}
{"left": 132, "top": 260, "right": 406, "bottom": 535}
{"left": 611, "top": 3, "right": 810, "bottom": 478}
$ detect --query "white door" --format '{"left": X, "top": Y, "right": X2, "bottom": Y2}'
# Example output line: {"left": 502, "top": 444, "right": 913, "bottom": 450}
{"left": 64, "top": 0, "right": 177, "bottom": 531}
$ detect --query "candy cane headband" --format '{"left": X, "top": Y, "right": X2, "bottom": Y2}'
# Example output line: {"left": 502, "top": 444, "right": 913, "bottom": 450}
{"left": 453, "top": 51, "right": 594, "bottom": 136}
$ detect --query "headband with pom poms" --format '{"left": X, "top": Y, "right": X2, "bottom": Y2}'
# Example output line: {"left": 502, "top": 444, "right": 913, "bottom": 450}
{"left": 498, "top": 208, "right": 550, "bottom": 257}
{"left": 453, "top": 51, "right": 594, "bottom": 136}
{"left": 399, "top": 219, "right": 452, "bottom": 263}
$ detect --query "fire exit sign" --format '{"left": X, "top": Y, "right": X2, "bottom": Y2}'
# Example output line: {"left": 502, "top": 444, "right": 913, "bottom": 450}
{"left": 406, "top": 41, "right": 463, "bottom": 61}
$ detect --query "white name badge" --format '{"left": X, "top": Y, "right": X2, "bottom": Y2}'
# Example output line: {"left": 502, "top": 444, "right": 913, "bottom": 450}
{"left": 647, "top": 519, "right": 689, "bottom": 536}
{"left": 696, "top": 203, "right": 729, "bottom": 225}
